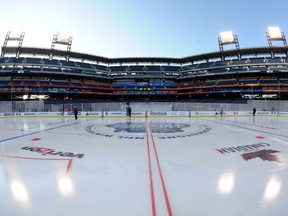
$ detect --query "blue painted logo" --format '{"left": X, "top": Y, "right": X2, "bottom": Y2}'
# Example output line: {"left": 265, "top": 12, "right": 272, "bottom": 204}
{"left": 106, "top": 122, "right": 189, "bottom": 133}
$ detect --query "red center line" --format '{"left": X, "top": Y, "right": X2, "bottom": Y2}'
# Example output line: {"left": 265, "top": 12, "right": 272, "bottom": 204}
{"left": 146, "top": 119, "right": 157, "bottom": 216}
{"left": 149, "top": 124, "right": 173, "bottom": 216}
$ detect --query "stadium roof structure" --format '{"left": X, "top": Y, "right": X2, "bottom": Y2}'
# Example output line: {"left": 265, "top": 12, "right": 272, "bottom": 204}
{"left": 2, "top": 46, "right": 288, "bottom": 65}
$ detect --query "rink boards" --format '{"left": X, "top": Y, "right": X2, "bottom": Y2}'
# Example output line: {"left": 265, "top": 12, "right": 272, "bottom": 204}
{"left": 1, "top": 110, "right": 288, "bottom": 118}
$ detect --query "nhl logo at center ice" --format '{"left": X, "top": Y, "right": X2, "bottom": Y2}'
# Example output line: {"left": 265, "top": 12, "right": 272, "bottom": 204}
{"left": 106, "top": 122, "right": 190, "bottom": 133}
{"left": 85, "top": 121, "right": 211, "bottom": 139}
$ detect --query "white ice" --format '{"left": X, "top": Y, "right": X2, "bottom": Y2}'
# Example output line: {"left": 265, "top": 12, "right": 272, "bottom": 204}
{"left": 0, "top": 116, "right": 287, "bottom": 216}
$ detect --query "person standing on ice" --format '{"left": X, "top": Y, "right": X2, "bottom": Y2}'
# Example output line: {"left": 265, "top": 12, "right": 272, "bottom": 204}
{"left": 126, "top": 103, "right": 130, "bottom": 116}
{"left": 127, "top": 105, "right": 132, "bottom": 117}
{"left": 253, "top": 107, "right": 256, "bottom": 116}
{"left": 74, "top": 107, "right": 78, "bottom": 120}
{"left": 220, "top": 107, "right": 224, "bottom": 117}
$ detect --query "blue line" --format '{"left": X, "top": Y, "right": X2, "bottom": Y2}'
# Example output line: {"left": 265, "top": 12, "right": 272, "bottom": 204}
{"left": 203, "top": 118, "right": 288, "bottom": 139}
{"left": 0, "top": 122, "right": 78, "bottom": 143}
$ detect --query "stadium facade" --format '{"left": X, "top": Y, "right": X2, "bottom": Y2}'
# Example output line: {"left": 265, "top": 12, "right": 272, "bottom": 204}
{"left": 1, "top": 29, "right": 288, "bottom": 104}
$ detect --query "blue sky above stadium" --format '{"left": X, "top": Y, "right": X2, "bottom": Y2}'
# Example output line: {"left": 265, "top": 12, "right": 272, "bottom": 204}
{"left": 0, "top": 0, "right": 288, "bottom": 58}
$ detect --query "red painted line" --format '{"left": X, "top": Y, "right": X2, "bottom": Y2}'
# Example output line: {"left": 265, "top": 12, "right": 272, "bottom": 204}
{"left": 0, "top": 155, "right": 73, "bottom": 174}
{"left": 66, "top": 159, "right": 73, "bottom": 174}
{"left": 0, "top": 155, "right": 69, "bottom": 160}
{"left": 31, "top": 138, "right": 41, "bottom": 141}
{"left": 146, "top": 119, "right": 157, "bottom": 216}
{"left": 149, "top": 125, "right": 173, "bottom": 216}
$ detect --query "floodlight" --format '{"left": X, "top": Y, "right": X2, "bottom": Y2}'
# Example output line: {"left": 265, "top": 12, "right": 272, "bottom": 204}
{"left": 50, "top": 32, "right": 73, "bottom": 60}
{"left": 1, "top": 29, "right": 25, "bottom": 57}
{"left": 268, "top": 27, "right": 282, "bottom": 40}
{"left": 56, "top": 32, "right": 71, "bottom": 45}
{"left": 220, "top": 31, "right": 235, "bottom": 44}
{"left": 218, "top": 30, "right": 240, "bottom": 54}
{"left": 266, "top": 26, "right": 287, "bottom": 48}
{"left": 8, "top": 30, "right": 22, "bottom": 40}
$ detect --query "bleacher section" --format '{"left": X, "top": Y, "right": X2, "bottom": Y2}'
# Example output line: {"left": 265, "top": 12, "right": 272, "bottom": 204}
{"left": 217, "top": 79, "right": 237, "bottom": 86}
{"left": 1, "top": 52, "right": 288, "bottom": 100}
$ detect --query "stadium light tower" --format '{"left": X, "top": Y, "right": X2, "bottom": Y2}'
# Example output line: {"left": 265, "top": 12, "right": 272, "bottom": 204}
{"left": 50, "top": 32, "right": 73, "bottom": 60}
{"left": 218, "top": 31, "right": 240, "bottom": 60}
{"left": 266, "top": 26, "right": 287, "bottom": 47}
{"left": 1, "top": 29, "right": 25, "bottom": 57}
{"left": 218, "top": 31, "right": 240, "bottom": 52}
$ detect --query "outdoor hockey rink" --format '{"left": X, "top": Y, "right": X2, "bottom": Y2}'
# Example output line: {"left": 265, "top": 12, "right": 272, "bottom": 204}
{"left": 0, "top": 116, "right": 287, "bottom": 216}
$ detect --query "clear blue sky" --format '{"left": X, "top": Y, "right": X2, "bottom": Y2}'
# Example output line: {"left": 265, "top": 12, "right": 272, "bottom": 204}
{"left": 0, "top": 0, "right": 287, "bottom": 58}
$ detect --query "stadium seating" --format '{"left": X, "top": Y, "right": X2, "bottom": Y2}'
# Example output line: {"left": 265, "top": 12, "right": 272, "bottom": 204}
{"left": 217, "top": 79, "right": 237, "bottom": 86}
{"left": 1, "top": 45, "right": 288, "bottom": 101}
{"left": 127, "top": 66, "right": 145, "bottom": 72}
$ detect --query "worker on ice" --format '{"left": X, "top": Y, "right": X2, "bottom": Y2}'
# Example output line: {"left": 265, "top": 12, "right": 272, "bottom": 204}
{"left": 74, "top": 107, "right": 78, "bottom": 120}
